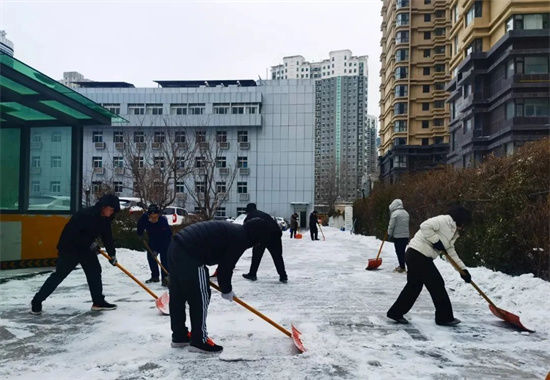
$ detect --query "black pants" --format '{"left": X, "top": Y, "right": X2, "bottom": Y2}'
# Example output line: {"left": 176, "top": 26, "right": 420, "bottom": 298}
{"left": 146, "top": 246, "right": 169, "bottom": 280}
{"left": 394, "top": 238, "right": 409, "bottom": 269}
{"left": 387, "top": 248, "right": 454, "bottom": 323}
{"left": 310, "top": 228, "right": 318, "bottom": 240}
{"left": 248, "top": 238, "right": 287, "bottom": 279}
{"left": 33, "top": 250, "right": 104, "bottom": 304}
{"left": 169, "top": 245, "right": 211, "bottom": 345}
{"left": 289, "top": 228, "right": 296, "bottom": 238}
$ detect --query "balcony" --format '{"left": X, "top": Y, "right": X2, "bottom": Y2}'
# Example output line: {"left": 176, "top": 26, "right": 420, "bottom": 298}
{"left": 239, "top": 168, "right": 250, "bottom": 176}
{"left": 219, "top": 167, "right": 230, "bottom": 176}
{"left": 239, "top": 142, "right": 250, "bottom": 150}
{"left": 239, "top": 193, "right": 250, "bottom": 201}
{"left": 114, "top": 142, "right": 125, "bottom": 151}
{"left": 93, "top": 167, "right": 104, "bottom": 175}
{"left": 94, "top": 142, "right": 106, "bottom": 150}
{"left": 218, "top": 142, "right": 230, "bottom": 150}
{"left": 199, "top": 142, "right": 209, "bottom": 151}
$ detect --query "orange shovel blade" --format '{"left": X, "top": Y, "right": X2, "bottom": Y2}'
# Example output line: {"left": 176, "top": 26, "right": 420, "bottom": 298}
{"left": 155, "top": 291, "right": 170, "bottom": 315}
{"left": 366, "top": 258, "right": 382, "bottom": 270}
{"left": 489, "top": 305, "right": 534, "bottom": 333}
{"left": 291, "top": 324, "right": 306, "bottom": 353}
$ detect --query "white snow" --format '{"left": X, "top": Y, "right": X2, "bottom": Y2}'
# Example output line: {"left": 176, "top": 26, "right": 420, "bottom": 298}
{"left": 1, "top": 227, "right": 549, "bottom": 379}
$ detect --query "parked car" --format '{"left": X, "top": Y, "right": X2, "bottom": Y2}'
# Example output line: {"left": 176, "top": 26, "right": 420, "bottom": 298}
{"left": 28, "top": 195, "right": 71, "bottom": 211}
{"left": 163, "top": 206, "right": 188, "bottom": 226}
{"left": 232, "top": 213, "right": 247, "bottom": 225}
{"left": 274, "top": 216, "right": 289, "bottom": 231}
{"left": 119, "top": 197, "right": 146, "bottom": 214}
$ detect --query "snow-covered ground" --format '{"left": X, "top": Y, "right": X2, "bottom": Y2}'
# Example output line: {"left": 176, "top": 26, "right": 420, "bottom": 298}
{"left": 1, "top": 227, "right": 549, "bottom": 379}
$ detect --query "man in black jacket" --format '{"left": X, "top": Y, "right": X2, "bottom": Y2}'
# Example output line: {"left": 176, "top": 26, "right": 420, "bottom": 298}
{"left": 241, "top": 203, "right": 288, "bottom": 283}
{"left": 168, "top": 218, "right": 269, "bottom": 353}
{"left": 30, "top": 193, "right": 120, "bottom": 314}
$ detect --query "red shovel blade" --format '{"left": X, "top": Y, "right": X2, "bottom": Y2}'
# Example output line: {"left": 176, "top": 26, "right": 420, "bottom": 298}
{"left": 291, "top": 324, "right": 306, "bottom": 353}
{"left": 366, "top": 258, "right": 382, "bottom": 270}
{"left": 489, "top": 305, "right": 534, "bottom": 333}
{"left": 155, "top": 291, "right": 170, "bottom": 315}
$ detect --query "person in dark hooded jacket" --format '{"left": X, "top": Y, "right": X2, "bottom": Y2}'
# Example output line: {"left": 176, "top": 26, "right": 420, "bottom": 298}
{"left": 387, "top": 206, "right": 473, "bottom": 326}
{"left": 309, "top": 210, "right": 319, "bottom": 240}
{"left": 168, "top": 218, "right": 270, "bottom": 353}
{"left": 241, "top": 203, "right": 288, "bottom": 283}
{"left": 30, "top": 193, "right": 120, "bottom": 315}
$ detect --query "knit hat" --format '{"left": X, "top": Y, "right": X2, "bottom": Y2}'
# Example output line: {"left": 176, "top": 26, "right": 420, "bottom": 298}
{"left": 448, "top": 206, "right": 472, "bottom": 227}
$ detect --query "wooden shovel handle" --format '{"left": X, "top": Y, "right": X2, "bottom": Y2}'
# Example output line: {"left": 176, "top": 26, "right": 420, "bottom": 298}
{"left": 142, "top": 239, "right": 170, "bottom": 276}
{"left": 99, "top": 250, "right": 159, "bottom": 300}
{"left": 208, "top": 280, "right": 291, "bottom": 337}
{"left": 441, "top": 250, "right": 498, "bottom": 309}
{"left": 375, "top": 232, "right": 388, "bottom": 260}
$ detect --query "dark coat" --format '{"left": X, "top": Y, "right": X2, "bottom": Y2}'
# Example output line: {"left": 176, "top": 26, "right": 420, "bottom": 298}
{"left": 290, "top": 214, "right": 298, "bottom": 230}
{"left": 171, "top": 221, "right": 253, "bottom": 293}
{"left": 309, "top": 213, "right": 318, "bottom": 231}
{"left": 244, "top": 209, "right": 282, "bottom": 239}
{"left": 57, "top": 204, "right": 115, "bottom": 256}
{"left": 137, "top": 214, "right": 172, "bottom": 252}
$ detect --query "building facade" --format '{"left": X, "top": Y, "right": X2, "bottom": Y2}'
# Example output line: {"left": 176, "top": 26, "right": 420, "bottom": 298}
{"left": 379, "top": 0, "right": 451, "bottom": 182}
{"left": 447, "top": 0, "right": 550, "bottom": 167}
{"left": 76, "top": 79, "right": 316, "bottom": 223}
{"left": 0, "top": 31, "right": 14, "bottom": 56}
{"left": 272, "top": 50, "right": 370, "bottom": 208}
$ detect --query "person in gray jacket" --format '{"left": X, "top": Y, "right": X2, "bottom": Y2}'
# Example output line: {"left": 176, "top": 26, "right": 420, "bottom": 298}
{"left": 387, "top": 199, "right": 410, "bottom": 273}
{"left": 387, "top": 206, "right": 472, "bottom": 326}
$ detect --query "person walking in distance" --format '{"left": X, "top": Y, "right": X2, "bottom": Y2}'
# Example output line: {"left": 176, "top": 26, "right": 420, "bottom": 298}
{"left": 289, "top": 212, "right": 298, "bottom": 239}
{"left": 30, "top": 194, "right": 120, "bottom": 314}
{"left": 387, "top": 199, "right": 410, "bottom": 273}
{"left": 137, "top": 204, "right": 173, "bottom": 286}
{"left": 242, "top": 203, "right": 288, "bottom": 283}
{"left": 386, "top": 206, "right": 473, "bottom": 326}
{"left": 168, "top": 218, "right": 270, "bottom": 353}
{"left": 309, "top": 210, "right": 319, "bottom": 241}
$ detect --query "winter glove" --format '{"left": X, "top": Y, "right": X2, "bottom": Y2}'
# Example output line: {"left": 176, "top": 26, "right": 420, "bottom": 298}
{"left": 432, "top": 240, "right": 445, "bottom": 251}
{"left": 89, "top": 242, "right": 100, "bottom": 254}
{"left": 460, "top": 269, "right": 472, "bottom": 283}
{"left": 221, "top": 291, "right": 235, "bottom": 302}
{"left": 108, "top": 254, "right": 118, "bottom": 266}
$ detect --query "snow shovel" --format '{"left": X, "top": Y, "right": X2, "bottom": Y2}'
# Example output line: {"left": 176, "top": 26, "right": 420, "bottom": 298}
{"left": 442, "top": 250, "right": 534, "bottom": 333}
{"left": 318, "top": 223, "right": 326, "bottom": 241}
{"left": 366, "top": 232, "right": 387, "bottom": 270}
{"left": 99, "top": 250, "right": 169, "bottom": 315}
{"left": 142, "top": 239, "right": 169, "bottom": 276}
{"left": 209, "top": 280, "right": 306, "bottom": 353}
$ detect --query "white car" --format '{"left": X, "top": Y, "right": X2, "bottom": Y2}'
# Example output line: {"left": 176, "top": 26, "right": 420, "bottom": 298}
{"left": 163, "top": 206, "right": 188, "bottom": 226}
{"left": 232, "top": 213, "right": 247, "bottom": 225}
{"left": 29, "top": 195, "right": 71, "bottom": 211}
{"left": 119, "top": 197, "right": 146, "bottom": 214}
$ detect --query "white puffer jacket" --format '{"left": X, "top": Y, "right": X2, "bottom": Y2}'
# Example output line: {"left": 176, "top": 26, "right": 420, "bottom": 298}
{"left": 387, "top": 199, "right": 410, "bottom": 239}
{"left": 408, "top": 215, "right": 467, "bottom": 270}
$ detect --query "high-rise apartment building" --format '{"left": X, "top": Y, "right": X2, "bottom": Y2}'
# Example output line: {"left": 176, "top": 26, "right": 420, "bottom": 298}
{"left": 0, "top": 31, "right": 14, "bottom": 56}
{"left": 272, "top": 50, "right": 370, "bottom": 209}
{"left": 447, "top": 0, "right": 549, "bottom": 167}
{"left": 379, "top": 0, "right": 451, "bottom": 182}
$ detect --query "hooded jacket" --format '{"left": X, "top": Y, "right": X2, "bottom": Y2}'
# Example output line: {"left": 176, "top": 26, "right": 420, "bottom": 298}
{"left": 137, "top": 213, "right": 172, "bottom": 252}
{"left": 387, "top": 199, "right": 410, "bottom": 239}
{"left": 172, "top": 220, "right": 267, "bottom": 293}
{"left": 408, "top": 215, "right": 467, "bottom": 270}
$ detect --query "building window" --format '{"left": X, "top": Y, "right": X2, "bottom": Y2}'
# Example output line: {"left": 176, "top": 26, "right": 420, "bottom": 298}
{"left": 424, "top": 31, "right": 431, "bottom": 40}
{"left": 394, "top": 103, "right": 408, "bottom": 115}
{"left": 102, "top": 103, "right": 120, "bottom": 114}
{"left": 423, "top": 49, "right": 431, "bottom": 58}
{"left": 451, "top": 131, "right": 456, "bottom": 150}
{"left": 396, "top": 48, "right": 409, "bottom": 62}
{"left": 237, "top": 156, "right": 248, "bottom": 168}
{"left": 422, "top": 85, "right": 430, "bottom": 93}
{"left": 114, "top": 181, "right": 123, "bottom": 193}
{"left": 423, "top": 67, "right": 431, "bottom": 75}
{"left": 396, "top": 13, "right": 409, "bottom": 26}
{"left": 113, "top": 131, "right": 124, "bottom": 143}
{"left": 146, "top": 104, "right": 163, "bottom": 115}
{"left": 393, "top": 155, "right": 407, "bottom": 168}
{"left": 175, "top": 131, "right": 186, "bottom": 143}
{"left": 434, "top": 45, "right": 445, "bottom": 55}
{"left": 506, "top": 14, "right": 549, "bottom": 32}
{"left": 232, "top": 103, "right": 245, "bottom": 114}
{"left": 213, "top": 103, "right": 230, "bottom": 114}
{"left": 422, "top": 103, "right": 430, "bottom": 111}
{"left": 396, "top": 0, "right": 409, "bottom": 9}
{"left": 195, "top": 130, "right": 206, "bottom": 143}
{"left": 465, "top": 1, "right": 482, "bottom": 26}
{"left": 215, "top": 207, "right": 226, "bottom": 217}
{"left": 466, "top": 38, "right": 482, "bottom": 55}
{"left": 51, "top": 133, "right": 62, "bottom": 142}
{"left": 394, "top": 120, "right": 407, "bottom": 132}
{"left": 422, "top": 138, "right": 429, "bottom": 146}
{"left": 237, "top": 182, "right": 247, "bottom": 194}
{"left": 50, "top": 181, "right": 61, "bottom": 193}
{"left": 195, "top": 156, "right": 205, "bottom": 168}
{"left": 435, "top": 10, "right": 444, "bottom": 18}
{"left": 133, "top": 156, "right": 144, "bottom": 169}
{"left": 435, "top": 27, "right": 445, "bottom": 36}
{"left": 51, "top": 156, "right": 61, "bottom": 168}
{"left": 237, "top": 130, "right": 248, "bottom": 143}
{"left": 424, "top": 0, "right": 431, "bottom": 4}
{"left": 128, "top": 104, "right": 145, "bottom": 115}
{"left": 113, "top": 156, "right": 123, "bottom": 168}
{"left": 424, "top": 14, "right": 431, "bottom": 22}
{"left": 216, "top": 131, "right": 227, "bottom": 143}
{"left": 188, "top": 103, "right": 205, "bottom": 115}
{"left": 216, "top": 156, "right": 227, "bottom": 168}
{"left": 195, "top": 181, "right": 206, "bottom": 193}
{"left": 394, "top": 137, "right": 406, "bottom": 146}
{"left": 176, "top": 156, "right": 185, "bottom": 169}
{"left": 154, "top": 131, "right": 165, "bottom": 143}
{"left": 525, "top": 98, "right": 550, "bottom": 117}
{"left": 154, "top": 156, "right": 165, "bottom": 168}
{"left": 246, "top": 104, "right": 259, "bottom": 114}
{"left": 435, "top": 82, "right": 445, "bottom": 91}
{"left": 31, "top": 181, "right": 40, "bottom": 193}
{"left": 216, "top": 182, "right": 226, "bottom": 193}
{"left": 176, "top": 181, "right": 185, "bottom": 193}
{"left": 434, "top": 101, "right": 444, "bottom": 109}
{"left": 451, "top": 100, "right": 457, "bottom": 119}
{"left": 434, "top": 118, "right": 444, "bottom": 126}
{"left": 134, "top": 131, "right": 145, "bottom": 143}
{"left": 452, "top": 5, "right": 458, "bottom": 23}
{"left": 92, "top": 181, "right": 102, "bottom": 194}
{"left": 422, "top": 120, "right": 429, "bottom": 129}
{"left": 395, "top": 66, "right": 408, "bottom": 79}
{"left": 170, "top": 104, "right": 187, "bottom": 115}
{"left": 463, "top": 118, "right": 472, "bottom": 133}
{"left": 395, "top": 85, "right": 408, "bottom": 97}
{"left": 92, "top": 156, "right": 102, "bottom": 168}
{"left": 435, "top": 64, "right": 445, "bottom": 73}
{"left": 92, "top": 131, "right": 103, "bottom": 143}
{"left": 434, "top": 137, "right": 443, "bottom": 144}
{"left": 396, "top": 31, "right": 409, "bottom": 44}
{"left": 524, "top": 56, "right": 549, "bottom": 74}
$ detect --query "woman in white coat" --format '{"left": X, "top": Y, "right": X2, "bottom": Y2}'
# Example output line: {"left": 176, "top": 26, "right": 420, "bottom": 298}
{"left": 387, "top": 199, "right": 410, "bottom": 273}
{"left": 387, "top": 206, "right": 472, "bottom": 326}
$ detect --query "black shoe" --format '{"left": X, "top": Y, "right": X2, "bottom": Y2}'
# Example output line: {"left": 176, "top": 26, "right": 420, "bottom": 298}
{"left": 279, "top": 277, "right": 288, "bottom": 283}
{"left": 162, "top": 277, "right": 169, "bottom": 287}
{"left": 387, "top": 312, "right": 409, "bottom": 324}
{"left": 189, "top": 338, "right": 223, "bottom": 353}
{"left": 242, "top": 273, "right": 257, "bottom": 281}
{"left": 91, "top": 300, "right": 117, "bottom": 311}
{"left": 145, "top": 277, "right": 160, "bottom": 283}
{"left": 30, "top": 300, "right": 42, "bottom": 315}
{"left": 436, "top": 318, "right": 461, "bottom": 326}
{"left": 171, "top": 331, "right": 191, "bottom": 348}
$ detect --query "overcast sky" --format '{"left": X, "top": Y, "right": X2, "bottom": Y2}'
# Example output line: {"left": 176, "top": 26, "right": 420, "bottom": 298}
{"left": 1, "top": 0, "right": 382, "bottom": 116}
